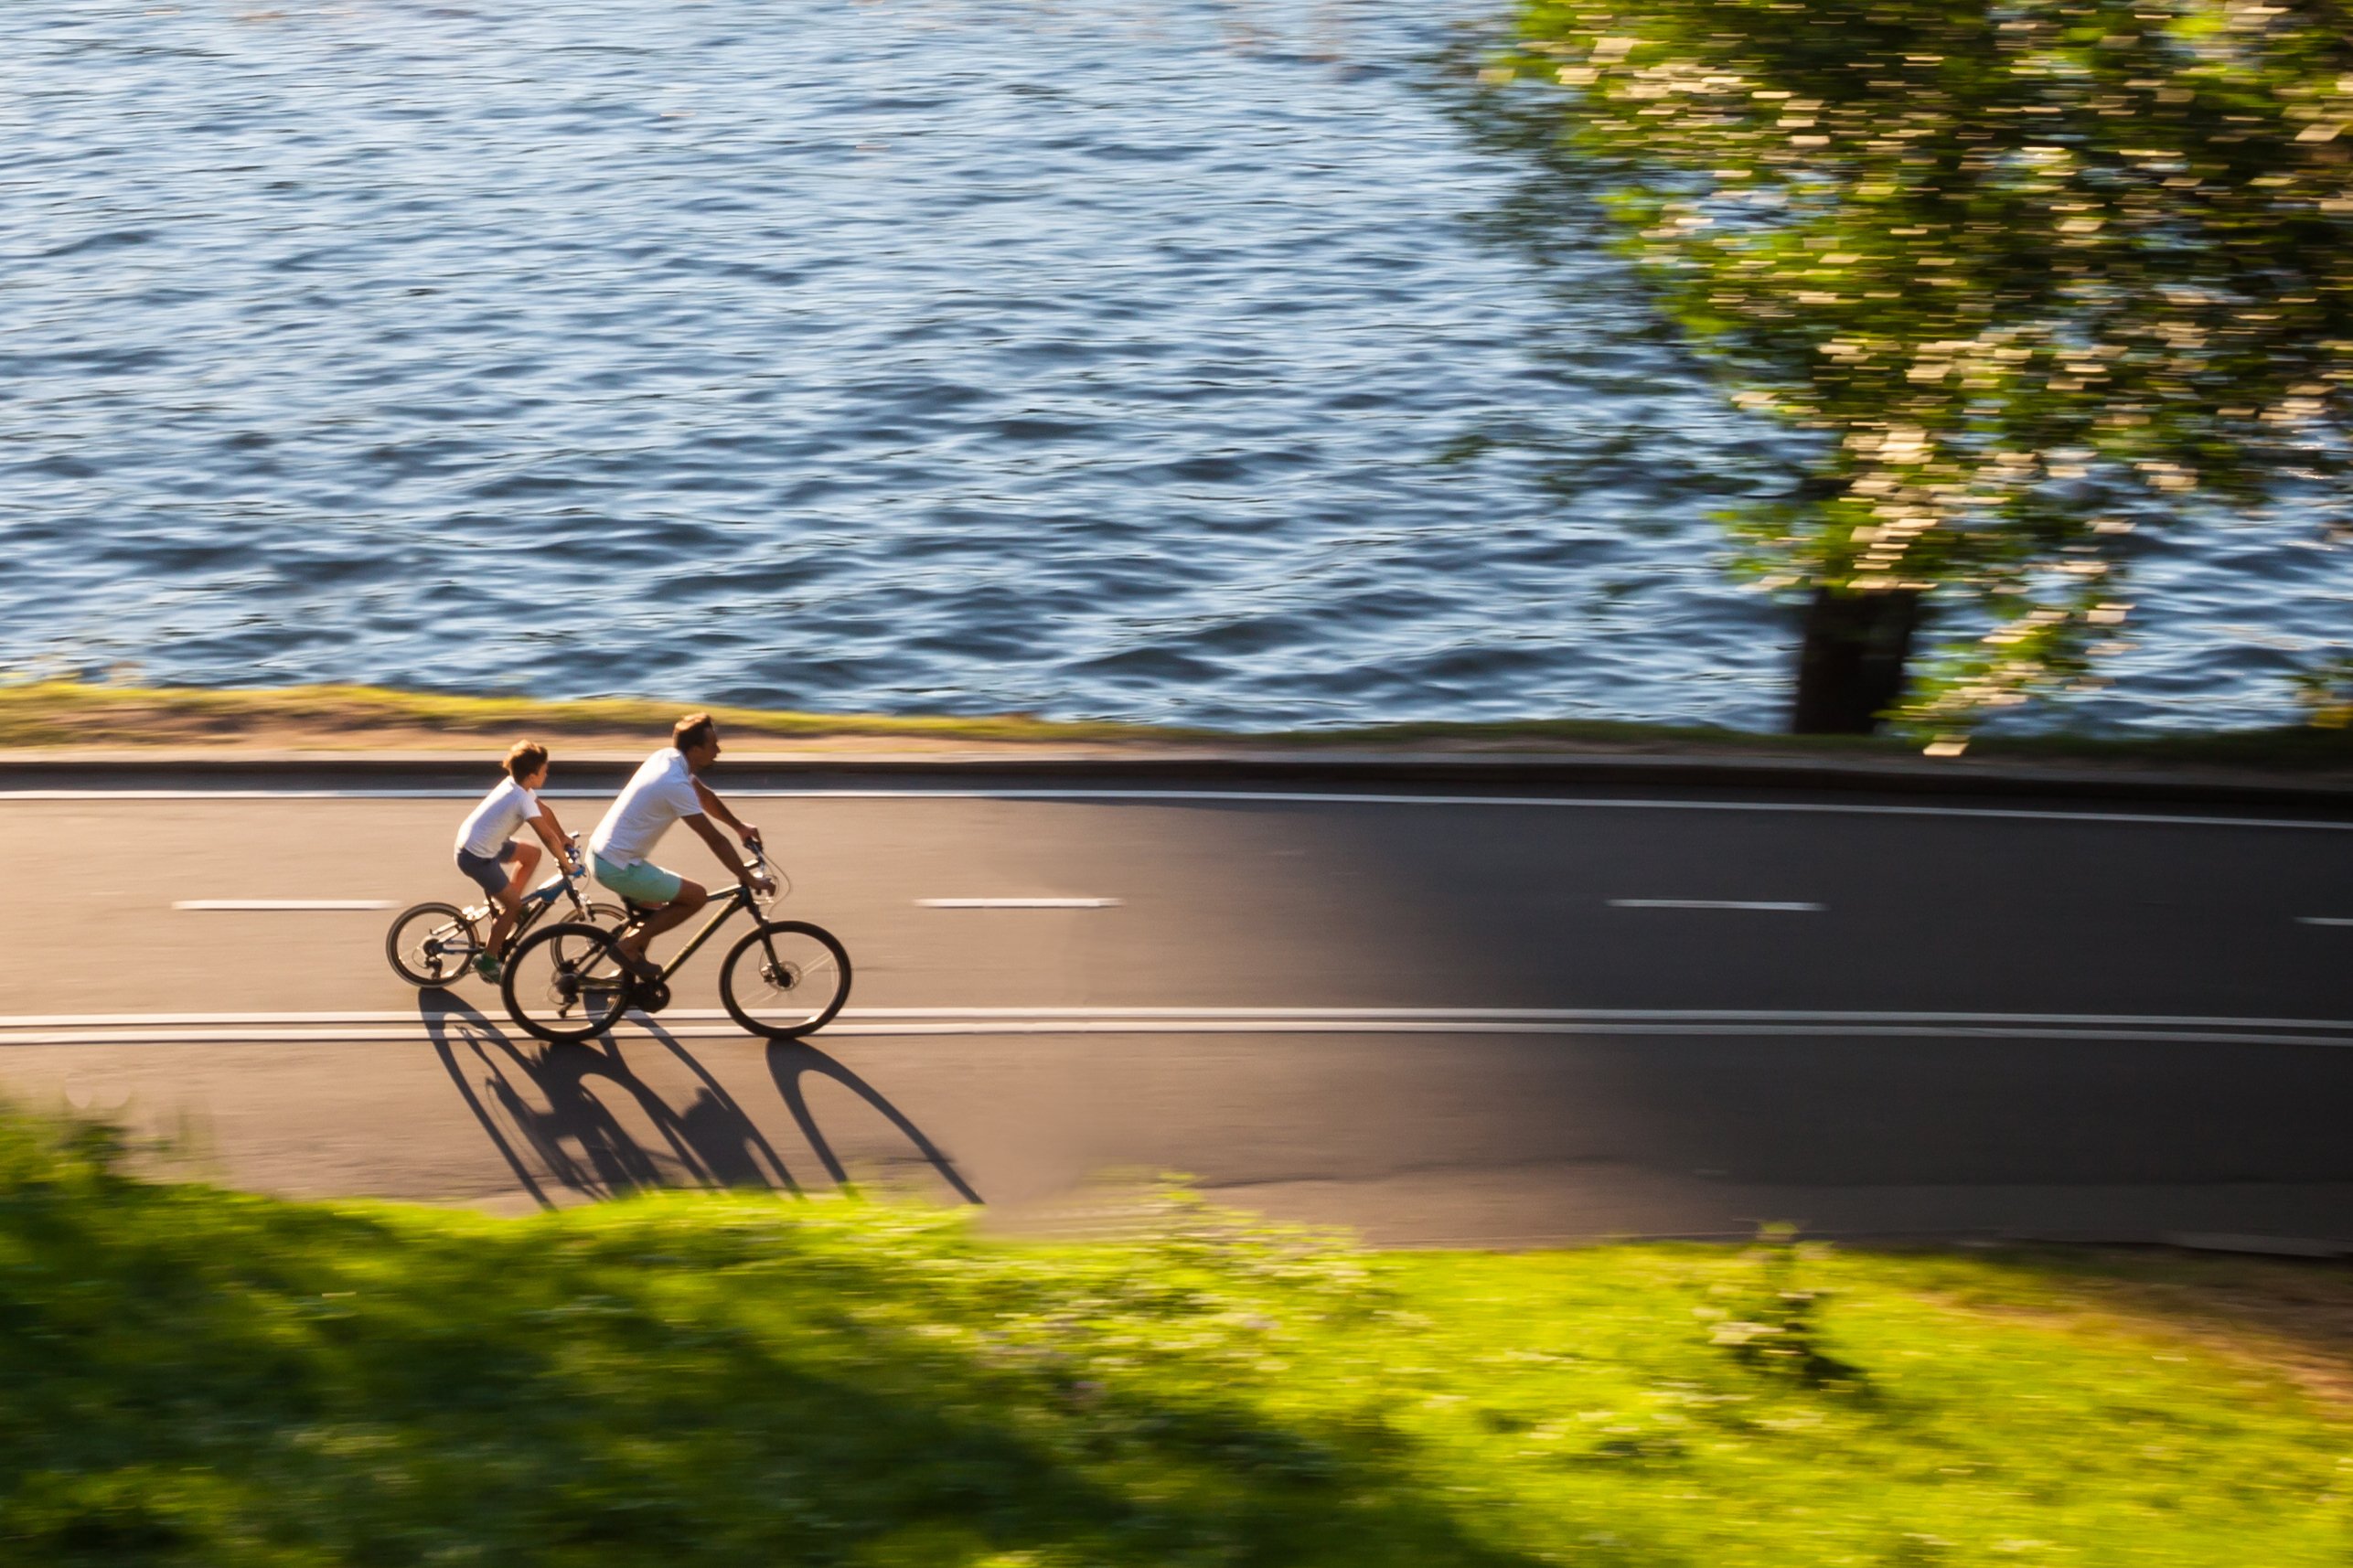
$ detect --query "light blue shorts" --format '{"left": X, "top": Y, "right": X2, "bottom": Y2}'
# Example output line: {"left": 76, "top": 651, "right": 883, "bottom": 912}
{"left": 592, "top": 851, "right": 684, "bottom": 905}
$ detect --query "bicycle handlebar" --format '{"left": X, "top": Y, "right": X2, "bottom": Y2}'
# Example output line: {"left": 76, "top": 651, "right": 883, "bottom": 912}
{"left": 740, "top": 844, "right": 790, "bottom": 905}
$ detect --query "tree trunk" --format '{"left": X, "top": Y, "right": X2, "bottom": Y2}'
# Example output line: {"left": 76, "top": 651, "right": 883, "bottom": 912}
{"left": 1790, "top": 587, "right": 1922, "bottom": 734}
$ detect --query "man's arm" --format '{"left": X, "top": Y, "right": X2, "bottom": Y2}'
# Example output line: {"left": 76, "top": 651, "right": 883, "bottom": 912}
{"left": 691, "top": 778, "right": 762, "bottom": 849}
{"left": 684, "top": 813, "right": 761, "bottom": 887}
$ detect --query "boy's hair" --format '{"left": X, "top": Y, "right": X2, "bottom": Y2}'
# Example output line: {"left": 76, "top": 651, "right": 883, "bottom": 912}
{"left": 504, "top": 740, "right": 550, "bottom": 783}
{"left": 673, "top": 712, "right": 717, "bottom": 752}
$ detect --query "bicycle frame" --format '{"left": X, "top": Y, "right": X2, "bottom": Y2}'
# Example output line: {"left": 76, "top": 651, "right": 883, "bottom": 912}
{"left": 640, "top": 880, "right": 763, "bottom": 982}
{"left": 458, "top": 848, "right": 597, "bottom": 933}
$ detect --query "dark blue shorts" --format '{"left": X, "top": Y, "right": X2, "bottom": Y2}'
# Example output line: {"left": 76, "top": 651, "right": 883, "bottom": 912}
{"left": 455, "top": 843, "right": 519, "bottom": 899}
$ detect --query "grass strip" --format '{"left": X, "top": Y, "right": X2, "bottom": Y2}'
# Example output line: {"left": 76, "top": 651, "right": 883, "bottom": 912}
{"left": 7, "top": 679, "right": 2353, "bottom": 771}
{"left": 0, "top": 681, "right": 1186, "bottom": 750}
{"left": 0, "top": 1115, "right": 2345, "bottom": 1566}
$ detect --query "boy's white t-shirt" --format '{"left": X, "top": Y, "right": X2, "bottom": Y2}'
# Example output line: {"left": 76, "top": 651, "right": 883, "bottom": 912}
{"left": 455, "top": 777, "right": 543, "bottom": 859}
{"left": 590, "top": 748, "right": 702, "bottom": 867}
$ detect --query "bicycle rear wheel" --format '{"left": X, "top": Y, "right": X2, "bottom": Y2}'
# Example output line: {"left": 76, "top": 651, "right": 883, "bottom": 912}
{"left": 386, "top": 901, "right": 480, "bottom": 988}
{"left": 501, "top": 921, "right": 634, "bottom": 1042}
{"left": 719, "top": 920, "right": 852, "bottom": 1038}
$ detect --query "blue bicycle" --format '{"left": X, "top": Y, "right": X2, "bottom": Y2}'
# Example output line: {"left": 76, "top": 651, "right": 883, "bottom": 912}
{"left": 385, "top": 841, "right": 625, "bottom": 988}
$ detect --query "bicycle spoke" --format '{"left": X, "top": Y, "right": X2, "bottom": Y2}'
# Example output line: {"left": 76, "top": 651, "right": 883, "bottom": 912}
{"left": 386, "top": 902, "right": 481, "bottom": 988}
{"left": 503, "top": 923, "right": 630, "bottom": 1042}
{"left": 721, "top": 922, "right": 851, "bottom": 1038}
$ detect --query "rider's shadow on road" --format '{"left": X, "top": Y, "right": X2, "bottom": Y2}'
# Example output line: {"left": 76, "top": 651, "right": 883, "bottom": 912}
{"left": 418, "top": 993, "right": 798, "bottom": 1209}
{"left": 417, "top": 994, "right": 979, "bottom": 1211}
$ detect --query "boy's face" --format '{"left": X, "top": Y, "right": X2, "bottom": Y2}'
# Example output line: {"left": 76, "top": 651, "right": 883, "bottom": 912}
{"left": 685, "top": 731, "right": 722, "bottom": 772}
{"left": 523, "top": 764, "right": 550, "bottom": 791}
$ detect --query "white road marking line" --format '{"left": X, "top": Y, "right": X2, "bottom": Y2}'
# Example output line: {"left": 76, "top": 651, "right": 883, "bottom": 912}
{"left": 4, "top": 1006, "right": 2352, "bottom": 1029}
{"left": 1, "top": 1007, "right": 2350, "bottom": 1050}
{"left": 172, "top": 899, "right": 394, "bottom": 912}
{"left": 2297, "top": 916, "right": 2353, "bottom": 926}
{"left": 916, "top": 898, "right": 1122, "bottom": 909}
{"left": 1609, "top": 899, "right": 1824, "bottom": 912}
{"left": 5, "top": 785, "right": 2352, "bottom": 833}
{"left": 3, "top": 790, "right": 477, "bottom": 801}
{"left": 3, "top": 1022, "right": 2350, "bottom": 1049}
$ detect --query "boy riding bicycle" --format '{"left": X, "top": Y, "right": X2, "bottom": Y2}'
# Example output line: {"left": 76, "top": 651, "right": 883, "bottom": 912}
{"left": 455, "top": 740, "right": 582, "bottom": 981}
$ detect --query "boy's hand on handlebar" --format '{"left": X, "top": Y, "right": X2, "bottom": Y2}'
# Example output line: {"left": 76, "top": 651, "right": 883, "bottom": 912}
{"left": 740, "top": 826, "right": 764, "bottom": 851}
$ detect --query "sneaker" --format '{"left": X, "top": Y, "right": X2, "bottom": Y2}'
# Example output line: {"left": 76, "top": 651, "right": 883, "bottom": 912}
{"left": 474, "top": 952, "right": 503, "bottom": 983}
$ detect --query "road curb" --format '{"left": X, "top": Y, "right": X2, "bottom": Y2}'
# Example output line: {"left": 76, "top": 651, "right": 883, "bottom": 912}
{"left": 5, "top": 747, "right": 2353, "bottom": 811}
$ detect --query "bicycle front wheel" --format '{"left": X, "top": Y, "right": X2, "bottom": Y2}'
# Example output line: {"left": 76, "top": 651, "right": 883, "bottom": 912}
{"left": 386, "top": 901, "right": 480, "bottom": 988}
{"left": 719, "top": 920, "right": 852, "bottom": 1039}
{"left": 501, "top": 921, "right": 634, "bottom": 1043}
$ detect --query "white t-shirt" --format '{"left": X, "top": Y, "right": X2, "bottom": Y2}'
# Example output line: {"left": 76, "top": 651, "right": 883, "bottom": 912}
{"left": 590, "top": 748, "right": 703, "bottom": 867}
{"left": 455, "top": 777, "right": 543, "bottom": 859}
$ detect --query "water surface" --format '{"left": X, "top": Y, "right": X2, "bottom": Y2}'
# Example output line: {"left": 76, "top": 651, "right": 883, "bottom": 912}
{"left": 3, "top": 0, "right": 2343, "bottom": 729}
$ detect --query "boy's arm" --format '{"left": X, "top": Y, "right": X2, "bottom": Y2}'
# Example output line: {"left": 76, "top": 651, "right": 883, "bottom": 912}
{"left": 690, "top": 778, "right": 763, "bottom": 849}
{"left": 529, "top": 805, "right": 580, "bottom": 873}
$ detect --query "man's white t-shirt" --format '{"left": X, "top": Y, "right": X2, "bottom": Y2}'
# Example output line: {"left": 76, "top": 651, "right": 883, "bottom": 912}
{"left": 455, "top": 777, "right": 543, "bottom": 859}
{"left": 590, "top": 748, "right": 702, "bottom": 867}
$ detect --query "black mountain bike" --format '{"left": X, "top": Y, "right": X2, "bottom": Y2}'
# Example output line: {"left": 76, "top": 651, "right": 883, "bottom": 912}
{"left": 498, "top": 849, "right": 850, "bottom": 1043}
{"left": 385, "top": 841, "right": 624, "bottom": 988}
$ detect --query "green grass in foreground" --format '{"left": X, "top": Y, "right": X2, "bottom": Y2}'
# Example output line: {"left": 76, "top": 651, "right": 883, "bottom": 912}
{"left": 9, "top": 678, "right": 2353, "bottom": 768}
{"left": 2, "top": 1118, "right": 2346, "bottom": 1566}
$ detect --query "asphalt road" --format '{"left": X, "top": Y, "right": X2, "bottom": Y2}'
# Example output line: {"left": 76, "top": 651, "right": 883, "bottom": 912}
{"left": 5, "top": 773, "right": 2351, "bottom": 1249}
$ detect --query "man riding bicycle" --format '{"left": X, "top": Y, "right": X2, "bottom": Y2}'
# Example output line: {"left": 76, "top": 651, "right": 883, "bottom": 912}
{"left": 588, "top": 712, "right": 772, "bottom": 982}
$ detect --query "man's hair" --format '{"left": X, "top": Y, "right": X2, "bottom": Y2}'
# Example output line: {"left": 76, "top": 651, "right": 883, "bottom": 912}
{"left": 673, "top": 712, "right": 717, "bottom": 752}
{"left": 505, "top": 740, "right": 550, "bottom": 783}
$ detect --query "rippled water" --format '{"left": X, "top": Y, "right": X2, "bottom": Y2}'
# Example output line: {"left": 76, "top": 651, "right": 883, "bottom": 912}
{"left": 5, "top": 0, "right": 2346, "bottom": 730}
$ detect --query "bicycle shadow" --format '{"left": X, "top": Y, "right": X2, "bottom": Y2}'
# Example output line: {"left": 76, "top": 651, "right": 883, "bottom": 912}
{"left": 765, "top": 1039, "right": 983, "bottom": 1205}
{"left": 418, "top": 992, "right": 797, "bottom": 1209}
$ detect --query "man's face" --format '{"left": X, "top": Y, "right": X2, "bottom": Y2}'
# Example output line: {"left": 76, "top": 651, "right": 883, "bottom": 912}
{"left": 685, "top": 731, "right": 722, "bottom": 772}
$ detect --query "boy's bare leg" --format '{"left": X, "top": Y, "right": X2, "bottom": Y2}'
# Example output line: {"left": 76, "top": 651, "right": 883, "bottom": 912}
{"left": 486, "top": 892, "right": 520, "bottom": 961}
{"left": 488, "top": 843, "right": 542, "bottom": 957}
{"left": 618, "top": 880, "right": 708, "bottom": 972}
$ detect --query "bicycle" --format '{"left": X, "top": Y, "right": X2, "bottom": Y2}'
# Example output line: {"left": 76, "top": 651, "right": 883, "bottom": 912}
{"left": 384, "top": 840, "right": 626, "bottom": 988}
{"left": 498, "top": 848, "right": 851, "bottom": 1043}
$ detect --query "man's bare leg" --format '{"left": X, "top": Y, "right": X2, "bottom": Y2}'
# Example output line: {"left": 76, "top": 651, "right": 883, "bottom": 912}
{"left": 619, "top": 880, "right": 707, "bottom": 974}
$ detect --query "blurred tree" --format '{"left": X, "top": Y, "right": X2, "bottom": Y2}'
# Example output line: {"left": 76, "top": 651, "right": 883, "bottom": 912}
{"left": 1481, "top": 0, "right": 2353, "bottom": 736}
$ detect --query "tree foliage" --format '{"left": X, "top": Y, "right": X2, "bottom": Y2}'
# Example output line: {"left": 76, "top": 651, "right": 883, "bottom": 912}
{"left": 1492, "top": 0, "right": 2353, "bottom": 735}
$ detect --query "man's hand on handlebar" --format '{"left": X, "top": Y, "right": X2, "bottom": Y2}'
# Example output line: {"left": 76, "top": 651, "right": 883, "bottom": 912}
{"left": 740, "top": 825, "right": 764, "bottom": 852}
{"left": 736, "top": 841, "right": 775, "bottom": 899}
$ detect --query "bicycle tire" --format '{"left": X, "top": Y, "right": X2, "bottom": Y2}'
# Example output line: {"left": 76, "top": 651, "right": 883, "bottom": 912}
{"left": 718, "top": 920, "right": 852, "bottom": 1039}
{"left": 585, "top": 901, "right": 629, "bottom": 930}
{"left": 386, "top": 901, "right": 480, "bottom": 988}
{"left": 501, "top": 921, "right": 634, "bottom": 1043}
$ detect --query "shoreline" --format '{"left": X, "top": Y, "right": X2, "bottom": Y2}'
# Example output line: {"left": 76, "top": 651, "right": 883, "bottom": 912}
{"left": 6, "top": 678, "right": 2353, "bottom": 785}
